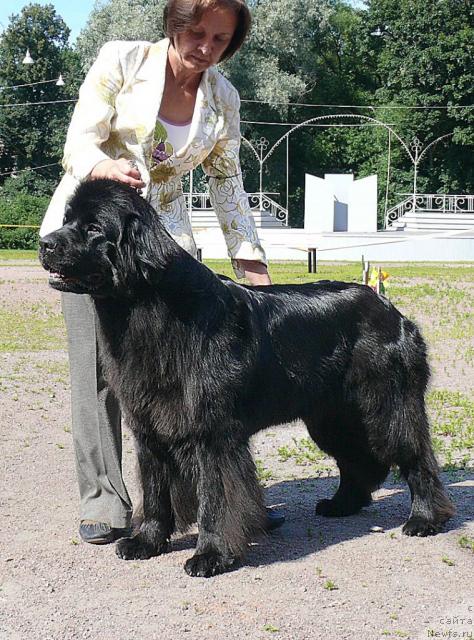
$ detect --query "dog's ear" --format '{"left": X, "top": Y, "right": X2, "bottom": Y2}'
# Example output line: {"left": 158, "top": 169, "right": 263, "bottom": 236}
{"left": 118, "top": 212, "right": 169, "bottom": 286}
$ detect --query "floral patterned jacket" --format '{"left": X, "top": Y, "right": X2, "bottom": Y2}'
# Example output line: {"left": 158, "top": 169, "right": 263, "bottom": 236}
{"left": 40, "top": 38, "right": 266, "bottom": 276}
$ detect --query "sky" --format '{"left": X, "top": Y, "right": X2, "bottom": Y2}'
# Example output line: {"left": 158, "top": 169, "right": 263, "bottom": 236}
{"left": 0, "top": 0, "right": 97, "bottom": 43}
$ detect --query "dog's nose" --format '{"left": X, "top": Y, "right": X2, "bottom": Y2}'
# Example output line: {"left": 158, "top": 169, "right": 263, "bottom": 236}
{"left": 39, "top": 236, "right": 57, "bottom": 253}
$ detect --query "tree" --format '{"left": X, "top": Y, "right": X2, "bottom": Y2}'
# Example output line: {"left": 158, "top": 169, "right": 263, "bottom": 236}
{"left": 76, "top": 0, "right": 167, "bottom": 70}
{"left": 365, "top": 0, "right": 474, "bottom": 193}
{"left": 0, "top": 3, "right": 81, "bottom": 190}
{"left": 224, "top": 0, "right": 380, "bottom": 224}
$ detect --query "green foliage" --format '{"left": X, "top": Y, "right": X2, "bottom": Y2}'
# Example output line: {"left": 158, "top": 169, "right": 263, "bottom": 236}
{"left": 76, "top": 0, "right": 168, "bottom": 70}
{"left": 0, "top": 3, "right": 82, "bottom": 182}
{"left": 1, "top": 169, "right": 56, "bottom": 198}
{"left": 0, "top": 193, "right": 46, "bottom": 249}
{"left": 365, "top": 0, "right": 474, "bottom": 193}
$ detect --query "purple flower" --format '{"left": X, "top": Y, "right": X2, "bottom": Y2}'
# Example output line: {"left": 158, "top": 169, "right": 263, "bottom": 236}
{"left": 152, "top": 142, "right": 170, "bottom": 163}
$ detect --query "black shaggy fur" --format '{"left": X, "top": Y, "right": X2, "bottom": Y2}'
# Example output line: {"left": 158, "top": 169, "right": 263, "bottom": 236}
{"left": 39, "top": 179, "right": 454, "bottom": 577}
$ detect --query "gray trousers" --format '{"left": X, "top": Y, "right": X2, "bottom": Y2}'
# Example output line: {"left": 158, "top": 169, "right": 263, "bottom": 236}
{"left": 62, "top": 292, "right": 133, "bottom": 528}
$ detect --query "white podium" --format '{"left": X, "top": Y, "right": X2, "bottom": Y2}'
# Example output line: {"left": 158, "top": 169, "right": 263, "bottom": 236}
{"left": 304, "top": 173, "right": 378, "bottom": 232}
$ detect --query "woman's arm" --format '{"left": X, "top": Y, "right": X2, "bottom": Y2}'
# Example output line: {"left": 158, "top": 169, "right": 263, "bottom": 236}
{"left": 62, "top": 41, "right": 142, "bottom": 188}
{"left": 202, "top": 83, "right": 270, "bottom": 284}
{"left": 238, "top": 259, "right": 272, "bottom": 285}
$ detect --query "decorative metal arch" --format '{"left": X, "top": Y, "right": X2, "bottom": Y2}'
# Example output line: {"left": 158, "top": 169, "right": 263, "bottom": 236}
{"left": 242, "top": 114, "right": 455, "bottom": 225}
{"left": 261, "top": 113, "right": 414, "bottom": 165}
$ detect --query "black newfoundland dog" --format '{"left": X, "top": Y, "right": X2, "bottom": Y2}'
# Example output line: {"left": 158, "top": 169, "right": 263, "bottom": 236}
{"left": 39, "top": 179, "right": 454, "bottom": 577}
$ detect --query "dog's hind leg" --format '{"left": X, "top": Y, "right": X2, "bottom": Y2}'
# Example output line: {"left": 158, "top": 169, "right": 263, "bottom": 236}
{"left": 116, "top": 435, "right": 174, "bottom": 560}
{"left": 400, "top": 453, "right": 455, "bottom": 536}
{"left": 362, "top": 385, "right": 454, "bottom": 536}
{"left": 184, "top": 440, "right": 266, "bottom": 578}
{"left": 304, "top": 415, "right": 388, "bottom": 517}
{"left": 315, "top": 453, "right": 389, "bottom": 517}
{"left": 394, "top": 408, "right": 455, "bottom": 536}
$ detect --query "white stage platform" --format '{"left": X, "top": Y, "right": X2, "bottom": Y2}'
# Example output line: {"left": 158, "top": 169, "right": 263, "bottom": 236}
{"left": 193, "top": 228, "right": 474, "bottom": 262}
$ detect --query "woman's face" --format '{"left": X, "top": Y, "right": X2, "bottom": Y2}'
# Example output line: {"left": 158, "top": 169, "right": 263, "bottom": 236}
{"left": 173, "top": 5, "right": 238, "bottom": 72}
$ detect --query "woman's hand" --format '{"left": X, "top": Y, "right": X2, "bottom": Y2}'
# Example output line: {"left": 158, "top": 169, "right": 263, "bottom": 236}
{"left": 90, "top": 159, "right": 145, "bottom": 189}
{"left": 238, "top": 259, "right": 272, "bottom": 286}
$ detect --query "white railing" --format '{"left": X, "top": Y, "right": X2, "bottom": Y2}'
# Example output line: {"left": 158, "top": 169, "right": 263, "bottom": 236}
{"left": 184, "top": 192, "right": 289, "bottom": 226}
{"left": 385, "top": 194, "right": 474, "bottom": 228}
{"left": 248, "top": 193, "right": 289, "bottom": 226}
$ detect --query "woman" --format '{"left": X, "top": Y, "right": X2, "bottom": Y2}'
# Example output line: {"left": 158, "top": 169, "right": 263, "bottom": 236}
{"left": 40, "top": 0, "right": 284, "bottom": 544}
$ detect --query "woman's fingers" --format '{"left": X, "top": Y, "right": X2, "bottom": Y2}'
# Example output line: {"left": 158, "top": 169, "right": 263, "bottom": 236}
{"left": 116, "top": 159, "right": 145, "bottom": 187}
{"left": 116, "top": 173, "right": 145, "bottom": 188}
{"left": 91, "top": 159, "right": 145, "bottom": 188}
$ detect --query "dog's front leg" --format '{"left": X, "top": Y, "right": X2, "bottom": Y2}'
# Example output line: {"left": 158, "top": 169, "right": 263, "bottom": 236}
{"left": 184, "top": 442, "right": 266, "bottom": 578}
{"left": 116, "top": 436, "right": 174, "bottom": 560}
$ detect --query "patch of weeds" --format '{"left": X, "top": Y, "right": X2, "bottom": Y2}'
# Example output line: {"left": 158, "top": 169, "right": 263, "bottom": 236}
{"left": 278, "top": 437, "right": 326, "bottom": 465}
{"left": 263, "top": 624, "right": 279, "bottom": 633}
{"left": 256, "top": 459, "right": 273, "bottom": 483}
{"left": 458, "top": 535, "right": 474, "bottom": 552}
{"left": 442, "top": 556, "right": 455, "bottom": 566}
{"left": 323, "top": 579, "right": 338, "bottom": 591}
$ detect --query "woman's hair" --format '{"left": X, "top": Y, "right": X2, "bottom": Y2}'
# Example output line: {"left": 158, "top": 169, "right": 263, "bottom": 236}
{"left": 163, "top": 0, "right": 251, "bottom": 62}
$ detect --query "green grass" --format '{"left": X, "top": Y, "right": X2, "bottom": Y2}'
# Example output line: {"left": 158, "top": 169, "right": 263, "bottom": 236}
{"left": 0, "top": 249, "right": 39, "bottom": 262}
{"left": 0, "top": 306, "right": 65, "bottom": 352}
{"left": 428, "top": 391, "right": 474, "bottom": 466}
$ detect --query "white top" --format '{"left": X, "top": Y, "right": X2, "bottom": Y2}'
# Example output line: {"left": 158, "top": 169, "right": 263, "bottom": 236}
{"left": 153, "top": 115, "right": 192, "bottom": 162}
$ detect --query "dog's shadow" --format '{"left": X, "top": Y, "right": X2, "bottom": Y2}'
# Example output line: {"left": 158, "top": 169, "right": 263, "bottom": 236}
{"left": 172, "top": 471, "right": 473, "bottom": 568}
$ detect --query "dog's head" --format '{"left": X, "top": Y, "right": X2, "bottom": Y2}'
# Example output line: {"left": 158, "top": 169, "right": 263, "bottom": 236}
{"left": 39, "top": 179, "right": 178, "bottom": 296}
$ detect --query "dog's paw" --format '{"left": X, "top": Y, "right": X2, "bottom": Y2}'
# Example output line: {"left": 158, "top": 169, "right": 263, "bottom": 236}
{"left": 315, "top": 492, "right": 371, "bottom": 517}
{"left": 402, "top": 517, "right": 441, "bottom": 537}
{"left": 184, "top": 551, "right": 237, "bottom": 578}
{"left": 115, "top": 535, "right": 170, "bottom": 560}
{"left": 315, "top": 498, "right": 357, "bottom": 517}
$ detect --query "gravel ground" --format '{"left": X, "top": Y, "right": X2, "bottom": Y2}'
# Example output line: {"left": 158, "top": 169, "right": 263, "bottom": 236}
{"left": 1, "top": 264, "right": 473, "bottom": 640}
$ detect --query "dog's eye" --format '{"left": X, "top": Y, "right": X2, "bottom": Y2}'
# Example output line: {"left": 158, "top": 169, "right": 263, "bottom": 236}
{"left": 87, "top": 224, "right": 102, "bottom": 234}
